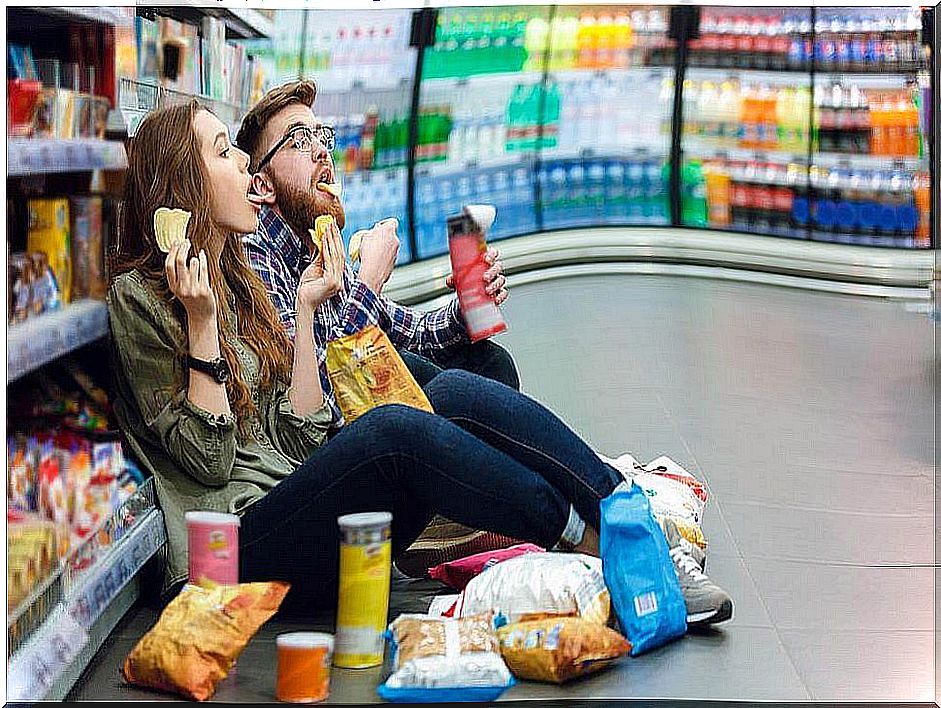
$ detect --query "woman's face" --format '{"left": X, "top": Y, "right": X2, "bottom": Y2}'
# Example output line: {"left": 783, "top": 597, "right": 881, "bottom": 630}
{"left": 194, "top": 110, "right": 264, "bottom": 235}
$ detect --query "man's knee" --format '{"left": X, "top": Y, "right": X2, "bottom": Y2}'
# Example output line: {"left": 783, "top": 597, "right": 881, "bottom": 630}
{"left": 482, "top": 341, "right": 521, "bottom": 390}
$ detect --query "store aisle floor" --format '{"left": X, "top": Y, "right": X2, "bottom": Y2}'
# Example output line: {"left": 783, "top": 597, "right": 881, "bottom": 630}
{"left": 70, "top": 273, "right": 936, "bottom": 702}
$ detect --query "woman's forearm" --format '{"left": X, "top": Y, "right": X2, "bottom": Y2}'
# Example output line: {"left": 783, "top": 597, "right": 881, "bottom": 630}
{"left": 289, "top": 305, "right": 325, "bottom": 416}
{"left": 186, "top": 316, "right": 232, "bottom": 417}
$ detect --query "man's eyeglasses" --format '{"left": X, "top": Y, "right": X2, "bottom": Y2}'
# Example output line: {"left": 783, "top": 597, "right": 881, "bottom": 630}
{"left": 255, "top": 124, "right": 336, "bottom": 173}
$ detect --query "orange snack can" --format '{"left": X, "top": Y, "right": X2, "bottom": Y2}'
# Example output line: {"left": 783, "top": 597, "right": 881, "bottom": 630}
{"left": 276, "top": 632, "right": 334, "bottom": 703}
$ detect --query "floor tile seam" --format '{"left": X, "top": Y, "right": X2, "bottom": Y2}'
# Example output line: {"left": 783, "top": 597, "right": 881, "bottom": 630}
{"left": 716, "top": 498, "right": 934, "bottom": 519}
{"left": 655, "top": 392, "right": 813, "bottom": 701}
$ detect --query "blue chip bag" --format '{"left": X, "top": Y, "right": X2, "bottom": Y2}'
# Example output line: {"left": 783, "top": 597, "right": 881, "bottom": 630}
{"left": 600, "top": 481, "right": 687, "bottom": 655}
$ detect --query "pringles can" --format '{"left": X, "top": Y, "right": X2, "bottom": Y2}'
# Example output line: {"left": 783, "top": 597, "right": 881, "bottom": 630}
{"left": 276, "top": 632, "right": 334, "bottom": 703}
{"left": 446, "top": 204, "right": 508, "bottom": 342}
{"left": 185, "top": 511, "right": 240, "bottom": 585}
{"left": 333, "top": 512, "right": 392, "bottom": 668}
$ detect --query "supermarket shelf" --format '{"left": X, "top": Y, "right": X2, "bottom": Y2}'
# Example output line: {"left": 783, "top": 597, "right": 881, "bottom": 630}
{"left": 685, "top": 66, "right": 813, "bottom": 83}
{"left": 424, "top": 65, "right": 669, "bottom": 89}
{"left": 415, "top": 152, "right": 534, "bottom": 178}
{"left": 26, "top": 6, "right": 135, "bottom": 26}
{"left": 153, "top": 3, "right": 272, "bottom": 39}
{"left": 8, "top": 480, "right": 157, "bottom": 658}
{"left": 8, "top": 139, "right": 128, "bottom": 177}
{"left": 385, "top": 227, "right": 934, "bottom": 307}
{"left": 7, "top": 508, "right": 166, "bottom": 702}
{"left": 681, "top": 138, "right": 928, "bottom": 172}
{"left": 119, "top": 77, "right": 246, "bottom": 137}
{"left": 8, "top": 299, "right": 109, "bottom": 382}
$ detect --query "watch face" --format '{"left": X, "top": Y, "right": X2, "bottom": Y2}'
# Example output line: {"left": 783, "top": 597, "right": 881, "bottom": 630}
{"left": 215, "top": 358, "right": 231, "bottom": 383}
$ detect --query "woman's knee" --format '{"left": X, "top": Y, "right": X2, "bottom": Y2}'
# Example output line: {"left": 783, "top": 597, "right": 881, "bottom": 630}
{"left": 353, "top": 403, "right": 444, "bottom": 443}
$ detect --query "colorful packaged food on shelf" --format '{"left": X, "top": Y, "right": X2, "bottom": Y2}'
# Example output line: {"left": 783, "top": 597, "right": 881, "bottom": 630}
{"left": 123, "top": 581, "right": 290, "bottom": 701}
{"left": 497, "top": 616, "right": 632, "bottom": 684}
{"left": 377, "top": 612, "right": 515, "bottom": 703}
{"left": 27, "top": 198, "right": 71, "bottom": 304}
{"left": 7, "top": 434, "right": 35, "bottom": 511}
{"left": 447, "top": 552, "right": 610, "bottom": 626}
{"left": 69, "top": 196, "right": 106, "bottom": 300}
{"left": 36, "top": 437, "right": 69, "bottom": 529}
{"left": 9, "top": 253, "right": 34, "bottom": 323}
{"left": 7, "top": 509, "right": 65, "bottom": 610}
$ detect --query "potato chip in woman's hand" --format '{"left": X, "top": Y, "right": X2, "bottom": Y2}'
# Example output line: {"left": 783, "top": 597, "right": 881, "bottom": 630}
{"left": 154, "top": 208, "right": 192, "bottom": 253}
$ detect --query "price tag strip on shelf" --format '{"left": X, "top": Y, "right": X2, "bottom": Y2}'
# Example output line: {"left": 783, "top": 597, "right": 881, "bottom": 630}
{"left": 8, "top": 607, "right": 89, "bottom": 702}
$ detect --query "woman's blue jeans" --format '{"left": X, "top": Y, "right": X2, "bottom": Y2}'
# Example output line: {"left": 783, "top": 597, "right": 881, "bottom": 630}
{"left": 240, "top": 369, "right": 620, "bottom": 611}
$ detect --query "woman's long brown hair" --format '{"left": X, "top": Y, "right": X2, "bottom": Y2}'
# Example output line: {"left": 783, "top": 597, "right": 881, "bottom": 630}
{"left": 111, "top": 100, "right": 293, "bottom": 434}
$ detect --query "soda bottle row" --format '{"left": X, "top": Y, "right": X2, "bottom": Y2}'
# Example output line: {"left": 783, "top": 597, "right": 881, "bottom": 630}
{"left": 694, "top": 158, "right": 930, "bottom": 247}
{"left": 811, "top": 10, "right": 925, "bottom": 74}
{"left": 689, "top": 13, "right": 797, "bottom": 71}
{"left": 425, "top": 9, "right": 531, "bottom": 79}
{"left": 341, "top": 169, "right": 411, "bottom": 262}
{"left": 678, "top": 77, "right": 926, "bottom": 158}
{"left": 539, "top": 157, "right": 671, "bottom": 230}
{"left": 414, "top": 163, "right": 538, "bottom": 258}
{"left": 302, "top": 11, "right": 414, "bottom": 86}
{"left": 505, "top": 83, "right": 560, "bottom": 152}
{"left": 815, "top": 84, "right": 926, "bottom": 157}
{"left": 677, "top": 79, "right": 812, "bottom": 152}
{"left": 681, "top": 9, "right": 926, "bottom": 73}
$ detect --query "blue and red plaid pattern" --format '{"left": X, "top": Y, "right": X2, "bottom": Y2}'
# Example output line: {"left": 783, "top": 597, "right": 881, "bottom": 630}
{"left": 244, "top": 206, "right": 469, "bottom": 427}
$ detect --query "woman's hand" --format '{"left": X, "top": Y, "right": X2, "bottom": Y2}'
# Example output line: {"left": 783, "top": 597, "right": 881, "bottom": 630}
{"left": 297, "top": 218, "right": 344, "bottom": 311}
{"left": 166, "top": 239, "right": 216, "bottom": 324}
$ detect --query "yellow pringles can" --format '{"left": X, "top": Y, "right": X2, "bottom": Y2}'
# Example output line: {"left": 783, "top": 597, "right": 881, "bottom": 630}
{"left": 333, "top": 512, "right": 392, "bottom": 668}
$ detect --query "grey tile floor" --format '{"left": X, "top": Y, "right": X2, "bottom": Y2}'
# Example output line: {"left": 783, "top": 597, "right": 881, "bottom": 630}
{"left": 69, "top": 274, "right": 936, "bottom": 703}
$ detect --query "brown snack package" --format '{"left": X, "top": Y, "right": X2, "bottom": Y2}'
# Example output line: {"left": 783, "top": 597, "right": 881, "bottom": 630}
{"left": 325, "top": 324, "right": 433, "bottom": 423}
{"left": 391, "top": 612, "right": 500, "bottom": 666}
{"left": 496, "top": 617, "right": 631, "bottom": 684}
{"left": 123, "top": 581, "right": 290, "bottom": 701}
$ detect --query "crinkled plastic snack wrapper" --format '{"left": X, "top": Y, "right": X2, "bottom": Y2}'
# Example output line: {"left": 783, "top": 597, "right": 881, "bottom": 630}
{"left": 455, "top": 553, "right": 610, "bottom": 626}
{"left": 326, "top": 324, "right": 433, "bottom": 423}
{"left": 383, "top": 612, "right": 513, "bottom": 690}
{"left": 122, "top": 581, "right": 290, "bottom": 701}
{"left": 497, "top": 617, "right": 631, "bottom": 684}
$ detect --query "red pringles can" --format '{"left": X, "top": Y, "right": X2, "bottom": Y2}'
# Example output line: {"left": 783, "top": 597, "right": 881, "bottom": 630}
{"left": 446, "top": 204, "right": 507, "bottom": 342}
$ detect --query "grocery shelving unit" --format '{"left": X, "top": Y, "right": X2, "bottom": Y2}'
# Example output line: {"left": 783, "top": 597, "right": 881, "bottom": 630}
{"left": 5, "top": 5, "right": 274, "bottom": 701}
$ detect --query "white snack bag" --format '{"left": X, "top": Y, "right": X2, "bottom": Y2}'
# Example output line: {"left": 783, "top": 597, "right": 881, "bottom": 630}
{"left": 452, "top": 553, "right": 609, "bottom": 626}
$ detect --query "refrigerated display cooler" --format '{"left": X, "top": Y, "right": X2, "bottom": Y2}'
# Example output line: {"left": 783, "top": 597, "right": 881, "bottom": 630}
{"left": 268, "top": 4, "right": 935, "bottom": 269}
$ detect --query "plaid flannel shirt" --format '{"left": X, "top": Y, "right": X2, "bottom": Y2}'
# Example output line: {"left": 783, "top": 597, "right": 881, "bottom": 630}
{"left": 244, "top": 206, "right": 469, "bottom": 427}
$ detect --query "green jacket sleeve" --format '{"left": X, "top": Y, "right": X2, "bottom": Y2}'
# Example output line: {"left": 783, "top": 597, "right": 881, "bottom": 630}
{"left": 262, "top": 387, "right": 333, "bottom": 464}
{"left": 107, "top": 275, "right": 237, "bottom": 487}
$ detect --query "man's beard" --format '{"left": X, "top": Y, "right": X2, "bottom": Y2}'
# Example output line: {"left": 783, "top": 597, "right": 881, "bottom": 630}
{"left": 270, "top": 172, "right": 346, "bottom": 245}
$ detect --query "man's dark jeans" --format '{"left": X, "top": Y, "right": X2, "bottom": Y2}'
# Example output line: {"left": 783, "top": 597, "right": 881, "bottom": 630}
{"left": 400, "top": 340, "right": 521, "bottom": 391}
{"left": 239, "top": 370, "right": 619, "bottom": 613}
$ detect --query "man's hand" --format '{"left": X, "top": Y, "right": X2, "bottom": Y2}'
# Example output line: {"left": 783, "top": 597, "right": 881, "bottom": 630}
{"left": 445, "top": 247, "right": 509, "bottom": 306}
{"left": 357, "top": 218, "right": 399, "bottom": 295}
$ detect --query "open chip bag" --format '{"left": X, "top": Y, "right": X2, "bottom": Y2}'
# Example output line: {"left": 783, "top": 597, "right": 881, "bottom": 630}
{"left": 497, "top": 616, "right": 631, "bottom": 684}
{"left": 600, "top": 482, "right": 686, "bottom": 656}
{"left": 123, "top": 581, "right": 290, "bottom": 700}
{"left": 600, "top": 453, "right": 709, "bottom": 550}
{"left": 435, "top": 552, "right": 610, "bottom": 626}
{"left": 325, "top": 324, "right": 433, "bottom": 423}
{"left": 377, "top": 612, "right": 515, "bottom": 703}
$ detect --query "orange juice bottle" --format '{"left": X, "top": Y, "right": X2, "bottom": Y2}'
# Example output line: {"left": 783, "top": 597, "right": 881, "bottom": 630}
{"left": 739, "top": 86, "right": 760, "bottom": 148}
{"left": 576, "top": 14, "right": 598, "bottom": 68}
{"left": 704, "top": 160, "right": 732, "bottom": 226}
{"left": 763, "top": 85, "right": 779, "bottom": 149}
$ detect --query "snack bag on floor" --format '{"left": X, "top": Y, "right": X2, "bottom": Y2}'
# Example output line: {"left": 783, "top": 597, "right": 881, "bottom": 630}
{"left": 429, "top": 543, "right": 546, "bottom": 591}
{"left": 123, "top": 581, "right": 289, "bottom": 700}
{"left": 450, "top": 552, "right": 609, "bottom": 625}
{"left": 377, "top": 612, "right": 515, "bottom": 703}
{"left": 600, "top": 482, "right": 686, "bottom": 656}
{"left": 497, "top": 616, "right": 631, "bottom": 684}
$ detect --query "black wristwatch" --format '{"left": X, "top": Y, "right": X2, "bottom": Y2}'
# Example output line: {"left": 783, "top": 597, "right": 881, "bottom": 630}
{"left": 186, "top": 355, "right": 231, "bottom": 384}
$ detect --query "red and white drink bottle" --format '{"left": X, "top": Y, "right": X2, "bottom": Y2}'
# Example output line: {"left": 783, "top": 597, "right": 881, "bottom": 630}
{"left": 446, "top": 204, "right": 507, "bottom": 342}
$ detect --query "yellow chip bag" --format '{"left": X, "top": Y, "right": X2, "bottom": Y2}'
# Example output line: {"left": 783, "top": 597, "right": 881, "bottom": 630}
{"left": 123, "top": 581, "right": 290, "bottom": 701}
{"left": 325, "top": 324, "right": 433, "bottom": 423}
{"left": 497, "top": 617, "right": 631, "bottom": 684}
